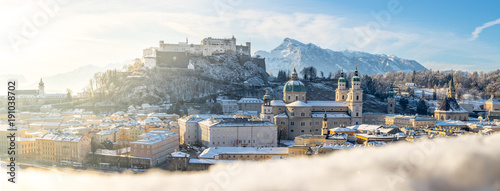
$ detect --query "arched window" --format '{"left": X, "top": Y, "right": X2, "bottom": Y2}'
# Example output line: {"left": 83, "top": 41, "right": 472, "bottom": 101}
{"left": 356, "top": 95, "right": 359, "bottom": 100}
{"left": 290, "top": 129, "right": 294, "bottom": 132}
{"left": 342, "top": 95, "right": 345, "bottom": 100}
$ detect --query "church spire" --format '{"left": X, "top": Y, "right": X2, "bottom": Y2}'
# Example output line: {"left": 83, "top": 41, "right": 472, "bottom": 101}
{"left": 448, "top": 71, "right": 456, "bottom": 98}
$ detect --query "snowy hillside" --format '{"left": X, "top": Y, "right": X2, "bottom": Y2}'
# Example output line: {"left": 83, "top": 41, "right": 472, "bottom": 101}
{"left": 256, "top": 38, "right": 427, "bottom": 76}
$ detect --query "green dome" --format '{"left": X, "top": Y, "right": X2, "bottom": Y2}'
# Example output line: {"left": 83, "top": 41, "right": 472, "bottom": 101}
{"left": 283, "top": 80, "right": 307, "bottom": 92}
{"left": 338, "top": 77, "right": 346, "bottom": 83}
{"left": 263, "top": 94, "right": 271, "bottom": 100}
{"left": 352, "top": 77, "right": 360, "bottom": 81}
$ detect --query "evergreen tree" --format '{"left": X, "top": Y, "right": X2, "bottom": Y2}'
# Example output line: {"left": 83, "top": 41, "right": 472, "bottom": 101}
{"left": 399, "top": 98, "right": 409, "bottom": 111}
{"left": 416, "top": 99, "right": 428, "bottom": 115}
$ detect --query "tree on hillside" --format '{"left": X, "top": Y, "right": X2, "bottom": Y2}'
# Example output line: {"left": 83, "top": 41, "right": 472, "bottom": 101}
{"left": 277, "top": 70, "right": 288, "bottom": 82}
{"left": 399, "top": 98, "right": 409, "bottom": 111}
{"left": 300, "top": 66, "right": 317, "bottom": 81}
{"left": 66, "top": 89, "right": 72, "bottom": 102}
{"left": 416, "top": 99, "right": 428, "bottom": 115}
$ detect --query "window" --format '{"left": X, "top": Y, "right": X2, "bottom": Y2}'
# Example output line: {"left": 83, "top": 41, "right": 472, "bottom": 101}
{"left": 141, "top": 150, "right": 144, "bottom": 154}
{"left": 291, "top": 129, "right": 294, "bottom": 132}
{"left": 288, "top": 96, "right": 290, "bottom": 100}
{"left": 280, "top": 121, "right": 285, "bottom": 125}
{"left": 295, "top": 96, "right": 298, "bottom": 100}
{"left": 301, "top": 113, "right": 305, "bottom": 117}
{"left": 291, "top": 122, "right": 295, "bottom": 126}
{"left": 300, "top": 122, "right": 305, "bottom": 126}
{"left": 301, "top": 130, "right": 305, "bottom": 132}
{"left": 342, "top": 95, "right": 345, "bottom": 99}
{"left": 356, "top": 112, "right": 359, "bottom": 117}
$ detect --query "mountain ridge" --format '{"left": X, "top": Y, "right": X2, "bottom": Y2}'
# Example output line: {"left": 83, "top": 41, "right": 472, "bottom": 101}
{"left": 255, "top": 38, "right": 427, "bottom": 76}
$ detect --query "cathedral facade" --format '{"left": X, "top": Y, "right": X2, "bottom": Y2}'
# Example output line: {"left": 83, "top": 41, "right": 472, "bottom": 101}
{"left": 260, "top": 68, "right": 363, "bottom": 140}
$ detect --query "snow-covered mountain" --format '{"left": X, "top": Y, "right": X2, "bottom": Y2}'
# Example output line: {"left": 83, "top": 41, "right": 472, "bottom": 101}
{"left": 255, "top": 38, "right": 427, "bottom": 76}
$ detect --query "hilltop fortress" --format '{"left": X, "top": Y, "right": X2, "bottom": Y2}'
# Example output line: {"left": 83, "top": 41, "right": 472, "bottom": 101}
{"left": 140, "top": 36, "right": 256, "bottom": 69}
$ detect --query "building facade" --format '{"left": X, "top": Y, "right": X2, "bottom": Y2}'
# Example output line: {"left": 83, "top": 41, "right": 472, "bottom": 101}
{"left": 198, "top": 118, "right": 278, "bottom": 147}
{"left": 130, "top": 129, "right": 180, "bottom": 167}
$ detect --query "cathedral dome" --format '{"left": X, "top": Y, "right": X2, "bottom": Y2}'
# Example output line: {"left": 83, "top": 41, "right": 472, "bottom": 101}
{"left": 283, "top": 67, "right": 307, "bottom": 92}
{"left": 283, "top": 80, "right": 307, "bottom": 92}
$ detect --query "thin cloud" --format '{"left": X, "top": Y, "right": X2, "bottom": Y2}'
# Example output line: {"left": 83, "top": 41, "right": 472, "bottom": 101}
{"left": 470, "top": 18, "right": 500, "bottom": 40}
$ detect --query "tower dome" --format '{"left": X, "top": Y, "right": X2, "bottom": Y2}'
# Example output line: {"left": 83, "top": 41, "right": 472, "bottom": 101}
{"left": 352, "top": 65, "right": 360, "bottom": 82}
{"left": 338, "top": 68, "right": 346, "bottom": 83}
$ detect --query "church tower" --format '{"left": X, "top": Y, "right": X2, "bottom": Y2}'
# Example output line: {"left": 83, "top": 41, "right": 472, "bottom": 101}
{"left": 387, "top": 83, "right": 395, "bottom": 114}
{"left": 335, "top": 68, "right": 348, "bottom": 101}
{"left": 260, "top": 90, "right": 274, "bottom": 122}
{"left": 347, "top": 66, "right": 363, "bottom": 125}
{"left": 38, "top": 78, "right": 45, "bottom": 95}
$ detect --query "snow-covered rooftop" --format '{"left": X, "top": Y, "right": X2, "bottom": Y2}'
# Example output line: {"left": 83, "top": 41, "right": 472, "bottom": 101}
{"left": 285, "top": 101, "right": 311, "bottom": 107}
{"left": 307, "top": 101, "right": 348, "bottom": 107}
{"left": 199, "top": 147, "right": 288, "bottom": 159}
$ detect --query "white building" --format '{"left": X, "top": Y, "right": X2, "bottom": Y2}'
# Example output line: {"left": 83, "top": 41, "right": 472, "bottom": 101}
{"left": 221, "top": 99, "right": 239, "bottom": 114}
{"left": 198, "top": 118, "right": 277, "bottom": 147}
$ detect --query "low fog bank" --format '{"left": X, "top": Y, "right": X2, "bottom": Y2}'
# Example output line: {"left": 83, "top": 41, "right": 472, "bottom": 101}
{"left": 3, "top": 134, "right": 500, "bottom": 191}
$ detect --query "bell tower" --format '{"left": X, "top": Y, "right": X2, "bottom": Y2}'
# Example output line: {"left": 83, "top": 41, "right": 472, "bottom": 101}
{"left": 260, "top": 90, "right": 274, "bottom": 122}
{"left": 38, "top": 78, "right": 45, "bottom": 95}
{"left": 387, "top": 83, "right": 395, "bottom": 114}
{"left": 347, "top": 66, "right": 363, "bottom": 125}
{"left": 335, "top": 68, "right": 348, "bottom": 101}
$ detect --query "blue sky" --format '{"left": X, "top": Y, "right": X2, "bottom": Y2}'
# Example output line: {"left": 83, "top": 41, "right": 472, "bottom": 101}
{"left": 0, "top": 0, "right": 499, "bottom": 87}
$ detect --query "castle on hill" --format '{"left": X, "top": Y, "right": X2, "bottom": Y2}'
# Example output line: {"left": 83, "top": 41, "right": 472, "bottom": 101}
{"left": 140, "top": 36, "right": 253, "bottom": 69}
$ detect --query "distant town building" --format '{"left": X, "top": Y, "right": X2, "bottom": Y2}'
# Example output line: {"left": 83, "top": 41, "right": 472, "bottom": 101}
{"left": 237, "top": 97, "right": 263, "bottom": 113}
{"left": 485, "top": 95, "right": 500, "bottom": 111}
{"left": 434, "top": 76, "right": 469, "bottom": 121}
{"left": 36, "top": 133, "right": 91, "bottom": 163}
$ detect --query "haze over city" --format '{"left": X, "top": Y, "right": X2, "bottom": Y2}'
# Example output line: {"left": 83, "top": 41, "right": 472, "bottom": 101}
{"left": 1, "top": 0, "right": 499, "bottom": 86}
